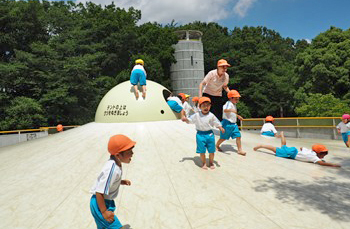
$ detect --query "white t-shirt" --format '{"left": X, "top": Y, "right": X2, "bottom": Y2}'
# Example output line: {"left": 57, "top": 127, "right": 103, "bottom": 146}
{"left": 337, "top": 122, "right": 350, "bottom": 133}
{"left": 202, "top": 70, "right": 229, "bottom": 96}
{"left": 295, "top": 147, "right": 321, "bottom": 163}
{"left": 167, "top": 97, "right": 183, "bottom": 109}
{"left": 261, "top": 123, "right": 277, "bottom": 134}
{"left": 222, "top": 101, "right": 237, "bottom": 123}
{"left": 183, "top": 101, "right": 192, "bottom": 117}
{"left": 131, "top": 65, "right": 147, "bottom": 76}
{"left": 90, "top": 160, "right": 122, "bottom": 200}
{"left": 193, "top": 105, "right": 200, "bottom": 113}
{"left": 187, "top": 111, "right": 221, "bottom": 131}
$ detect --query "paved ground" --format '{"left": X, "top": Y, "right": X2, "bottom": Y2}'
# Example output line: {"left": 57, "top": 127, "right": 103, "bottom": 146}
{"left": 0, "top": 121, "right": 349, "bottom": 229}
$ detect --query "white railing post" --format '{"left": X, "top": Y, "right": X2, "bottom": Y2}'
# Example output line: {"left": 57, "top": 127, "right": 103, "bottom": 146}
{"left": 296, "top": 118, "right": 300, "bottom": 138}
{"left": 18, "top": 131, "right": 21, "bottom": 143}
{"left": 332, "top": 118, "right": 337, "bottom": 140}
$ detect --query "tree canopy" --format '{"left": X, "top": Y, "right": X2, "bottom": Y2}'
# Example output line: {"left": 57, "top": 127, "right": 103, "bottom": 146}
{"left": 0, "top": 0, "right": 349, "bottom": 130}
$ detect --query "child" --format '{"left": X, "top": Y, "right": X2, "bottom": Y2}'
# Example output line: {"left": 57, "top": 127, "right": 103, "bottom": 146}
{"left": 192, "top": 96, "right": 199, "bottom": 113}
{"left": 261, "top": 116, "right": 279, "bottom": 137}
{"left": 183, "top": 94, "right": 194, "bottom": 117}
{"left": 216, "top": 90, "right": 246, "bottom": 156}
{"left": 253, "top": 132, "right": 341, "bottom": 167}
{"left": 336, "top": 114, "right": 350, "bottom": 147}
{"left": 130, "top": 59, "right": 147, "bottom": 99}
{"left": 183, "top": 97, "right": 225, "bottom": 170}
{"left": 90, "top": 134, "right": 136, "bottom": 228}
{"left": 167, "top": 94, "right": 186, "bottom": 120}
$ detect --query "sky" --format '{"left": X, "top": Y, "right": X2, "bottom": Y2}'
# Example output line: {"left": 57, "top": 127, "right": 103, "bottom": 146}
{"left": 76, "top": 0, "right": 350, "bottom": 42}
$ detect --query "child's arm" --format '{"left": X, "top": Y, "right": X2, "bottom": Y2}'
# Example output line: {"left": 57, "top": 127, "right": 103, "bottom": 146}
{"left": 96, "top": 192, "right": 115, "bottom": 222}
{"left": 336, "top": 127, "right": 341, "bottom": 134}
{"left": 224, "top": 108, "right": 237, "bottom": 114}
{"left": 237, "top": 114, "right": 243, "bottom": 121}
{"left": 121, "top": 180, "right": 131, "bottom": 185}
{"left": 316, "top": 161, "right": 341, "bottom": 167}
{"left": 218, "top": 126, "right": 225, "bottom": 133}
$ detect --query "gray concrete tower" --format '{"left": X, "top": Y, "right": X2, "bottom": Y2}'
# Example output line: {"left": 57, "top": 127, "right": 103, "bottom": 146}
{"left": 170, "top": 30, "right": 204, "bottom": 99}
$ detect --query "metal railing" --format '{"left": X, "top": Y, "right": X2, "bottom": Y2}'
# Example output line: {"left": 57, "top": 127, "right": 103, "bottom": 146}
{"left": 0, "top": 125, "right": 79, "bottom": 147}
{"left": 241, "top": 117, "right": 341, "bottom": 139}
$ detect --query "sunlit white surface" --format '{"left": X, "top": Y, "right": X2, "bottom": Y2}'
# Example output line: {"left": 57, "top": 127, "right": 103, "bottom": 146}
{"left": 0, "top": 121, "right": 349, "bottom": 228}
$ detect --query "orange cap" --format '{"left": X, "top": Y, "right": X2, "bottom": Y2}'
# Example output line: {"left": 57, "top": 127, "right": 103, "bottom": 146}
{"left": 199, "top": 96, "right": 211, "bottom": 105}
{"left": 217, "top": 59, "right": 231, "bottom": 67}
{"left": 312, "top": 144, "right": 328, "bottom": 154}
{"left": 178, "top": 93, "right": 186, "bottom": 100}
{"left": 192, "top": 96, "right": 199, "bottom": 102}
{"left": 265, "top": 116, "right": 274, "bottom": 122}
{"left": 56, "top": 124, "right": 63, "bottom": 132}
{"left": 227, "top": 90, "right": 241, "bottom": 98}
{"left": 108, "top": 134, "right": 136, "bottom": 155}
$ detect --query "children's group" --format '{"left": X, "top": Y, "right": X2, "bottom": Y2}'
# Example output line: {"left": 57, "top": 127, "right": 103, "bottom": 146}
{"left": 89, "top": 58, "right": 344, "bottom": 228}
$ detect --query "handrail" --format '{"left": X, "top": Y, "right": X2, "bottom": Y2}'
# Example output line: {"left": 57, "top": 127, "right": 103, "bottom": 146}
{"left": 243, "top": 117, "right": 341, "bottom": 121}
{"left": 241, "top": 125, "right": 336, "bottom": 129}
{"left": 0, "top": 125, "right": 80, "bottom": 134}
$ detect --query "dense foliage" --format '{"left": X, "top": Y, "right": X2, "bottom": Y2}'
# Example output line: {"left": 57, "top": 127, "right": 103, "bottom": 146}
{"left": 0, "top": 0, "right": 349, "bottom": 130}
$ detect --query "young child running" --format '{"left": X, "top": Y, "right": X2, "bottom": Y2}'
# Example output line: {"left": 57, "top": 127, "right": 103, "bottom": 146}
{"left": 90, "top": 134, "right": 136, "bottom": 228}
{"left": 130, "top": 59, "right": 147, "bottom": 99}
{"left": 336, "top": 114, "right": 350, "bottom": 147}
{"left": 192, "top": 96, "right": 199, "bottom": 113}
{"left": 261, "top": 116, "right": 279, "bottom": 137}
{"left": 216, "top": 90, "right": 246, "bottom": 156}
{"left": 167, "top": 94, "right": 187, "bottom": 120}
{"left": 183, "top": 97, "right": 225, "bottom": 170}
{"left": 253, "top": 132, "right": 341, "bottom": 167}
{"left": 183, "top": 94, "right": 194, "bottom": 117}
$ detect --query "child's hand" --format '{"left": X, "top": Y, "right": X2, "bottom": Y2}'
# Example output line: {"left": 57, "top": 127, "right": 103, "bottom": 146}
{"left": 237, "top": 115, "right": 243, "bottom": 121}
{"left": 121, "top": 180, "right": 131, "bottom": 185}
{"left": 102, "top": 210, "right": 115, "bottom": 223}
{"left": 182, "top": 116, "right": 189, "bottom": 123}
{"left": 219, "top": 127, "right": 225, "bottom": 134}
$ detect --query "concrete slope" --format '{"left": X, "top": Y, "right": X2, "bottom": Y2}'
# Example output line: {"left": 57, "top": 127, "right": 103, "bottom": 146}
{"left": 0, "top": 121, "right": 349, "bottom": 229}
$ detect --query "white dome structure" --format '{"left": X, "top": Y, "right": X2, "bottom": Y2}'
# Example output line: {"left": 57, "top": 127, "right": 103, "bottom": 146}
{"left": 95, "top": 80, "right": 180, "bottom": 123}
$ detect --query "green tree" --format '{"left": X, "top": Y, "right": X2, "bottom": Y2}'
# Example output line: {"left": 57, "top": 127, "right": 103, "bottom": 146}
{"left": 0, "top": 96, "right": 46, "bottom": 130}
{"left": 295, "top": 27, "right": 350, "bottom": 99}
{"left": 295, "top": 93, "right": 350, "bottom": 117}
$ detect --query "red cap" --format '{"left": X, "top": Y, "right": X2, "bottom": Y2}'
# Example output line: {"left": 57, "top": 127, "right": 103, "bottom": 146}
{"left": 192, "top": 96, "right": 199, "bottom": 102}
{"left": 108, "top": 135, "right": 136, "bottom": 155}
{"left": 265, "top": 116, "right": 274, "bottom": 122}
{"left": 312, "top": 144, "right": 328, "bottom": 154}
{"left": 56, "top": 124, "right": 63, "bottom": 132}
{"left": 199, "top": 97, "right": 211, "bottom": 105}
{"left": 178, "top": 93, "right": 186, "bottom": 100}
{"left": 217, "top": 59, "right": 231, "bottom": 67}
{"left": 227, "top": 90, "right": 241, "bottom": 98}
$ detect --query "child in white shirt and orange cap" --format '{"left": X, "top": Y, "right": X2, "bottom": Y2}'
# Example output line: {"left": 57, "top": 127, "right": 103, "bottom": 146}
{"left": 183, "top": 97, "right": 225, "bottom": 170}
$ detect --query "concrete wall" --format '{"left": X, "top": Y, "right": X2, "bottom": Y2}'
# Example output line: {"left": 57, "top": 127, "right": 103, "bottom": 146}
{"left": 0, "top": 131, "right": 48, "bottom": 148}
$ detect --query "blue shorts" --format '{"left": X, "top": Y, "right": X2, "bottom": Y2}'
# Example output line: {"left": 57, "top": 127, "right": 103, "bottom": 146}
{"left": 196, "top": 130, "right": 215, "bottom": 154}
{"left": 341, "top": 131, "right": 350, "bottom": 143}
{"left": 261, "top": 131, "right": 275, "bottom": 137}
{"left": 167, "top": 101, "right": 183, "bottom": 113}
{"left": 220, "top": 119, "right": 241, "bottom": 140}
{"left": 130, "top": 69, "right": 146, "bottom": 86}
{"left": 275, "top": 145, "right": 298, "bottom": 159}
{"left": 90, "top": 195, "right": 122, "bottom": 229}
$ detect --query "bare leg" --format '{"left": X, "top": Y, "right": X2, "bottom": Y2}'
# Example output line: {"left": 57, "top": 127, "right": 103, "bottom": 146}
{"left": 236, "top": 137, "right": 246, "bottom": 156}
{"left": 133, "top": 85, "right": 139, "bottom": 99}
{"left": 280, "top": 131, "right": 286, "bottom": 146}
{"left": 200, "top": 154, "right": 208, "bottom": 170}
{"left": 209, "top": 153, "right": 215, "bottom": 169}
{"left": 216, "top": 139, "right": 225, "bottom": 152}
{"left": 142, "top": 85, "right": 146, "bottom": 98}
{"left": 253, "top": 144, "right": 277, "bottom": 154}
